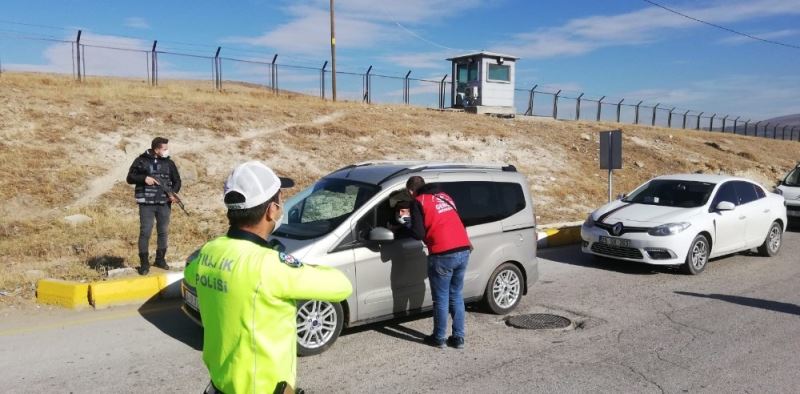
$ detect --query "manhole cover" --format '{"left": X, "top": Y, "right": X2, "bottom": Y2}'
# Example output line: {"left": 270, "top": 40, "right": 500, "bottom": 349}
{"left": 506, "top": 313, "right": 572, "bottom": 330}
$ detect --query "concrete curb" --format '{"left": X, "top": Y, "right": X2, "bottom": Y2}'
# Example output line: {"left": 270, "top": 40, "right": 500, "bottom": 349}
{"left": 36, "top": 272, "right": 186, "bottom": 310}
{"left": 537, "top": 221, "right": 583, "bottom": 249}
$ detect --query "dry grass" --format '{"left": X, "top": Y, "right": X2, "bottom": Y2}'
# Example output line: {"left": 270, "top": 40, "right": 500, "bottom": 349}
{"left": 1, "top": 71, "right": 798, "bottom": 304}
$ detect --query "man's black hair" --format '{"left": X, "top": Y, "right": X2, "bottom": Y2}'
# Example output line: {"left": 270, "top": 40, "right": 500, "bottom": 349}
{"left": 406, "top": 176, "right": 425, "bottom": 194}
{"left": 225, "top": 191, "right": 280, "bottom": 228}
{"left": 151, "top": 137, "right": 169, "bottom": 150}
{"left": 395, "top": 200, "right": 411, "bottom": 210}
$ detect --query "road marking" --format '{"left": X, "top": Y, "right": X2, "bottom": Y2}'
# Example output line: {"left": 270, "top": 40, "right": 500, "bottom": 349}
{"left": 0, "top": 303, "right": 178, "bottom": 337}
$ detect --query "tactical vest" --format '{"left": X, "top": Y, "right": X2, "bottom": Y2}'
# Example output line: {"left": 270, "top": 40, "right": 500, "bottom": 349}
{"left": 134, "top": 158, "right": 172, "bottom": 204}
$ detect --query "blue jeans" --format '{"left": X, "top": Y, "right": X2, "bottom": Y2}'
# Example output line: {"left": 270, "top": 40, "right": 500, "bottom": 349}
{"left": 428, "top": 249, "right": 470, "bottom": 341}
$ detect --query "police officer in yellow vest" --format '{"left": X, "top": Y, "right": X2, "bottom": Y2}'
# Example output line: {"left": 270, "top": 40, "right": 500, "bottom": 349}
{"left": 185, "top": 161, "right": 352, "bottom": 394}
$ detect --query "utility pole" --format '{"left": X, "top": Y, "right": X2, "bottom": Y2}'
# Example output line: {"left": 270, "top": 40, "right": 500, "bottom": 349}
{"left": 330, "top": 0, "right": 337, "bottom": 101}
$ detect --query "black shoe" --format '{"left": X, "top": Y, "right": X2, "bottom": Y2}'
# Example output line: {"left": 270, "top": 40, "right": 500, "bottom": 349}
{"left": 154, "top": 249, "right": 169, "bottom": 269}
{"left": 447, "top": 336, "right": 465, "bottom": 349}
{"left": 138, "top": 252, "right": 150, "bottom": 275}
{"left": 137, "top": 265, "right": 150, "bottom": 275}
{"left": 423, "top": 335, "right": 446, "bottom": 349}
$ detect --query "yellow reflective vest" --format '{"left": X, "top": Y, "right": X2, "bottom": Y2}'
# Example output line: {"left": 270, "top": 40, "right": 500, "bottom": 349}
{"left": 185, "top": 229, "right": 352, "bottom": 394}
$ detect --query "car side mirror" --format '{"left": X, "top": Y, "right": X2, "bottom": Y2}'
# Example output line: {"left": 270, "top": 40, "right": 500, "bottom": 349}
{"left": 368, "top": 227, "right": 395, "bottom": 243}
{"left": 715, "top": 201, "right": 735, "bottom": 211}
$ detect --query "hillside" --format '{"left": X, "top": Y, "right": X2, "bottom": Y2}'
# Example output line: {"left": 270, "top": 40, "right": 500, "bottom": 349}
{"left": 1, "top": 72, "right": 798, "bottom": 304}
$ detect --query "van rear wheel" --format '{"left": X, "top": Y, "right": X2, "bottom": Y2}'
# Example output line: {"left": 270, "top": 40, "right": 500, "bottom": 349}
{"left": 483, "top": 263, "right": 523, "bottom": 314}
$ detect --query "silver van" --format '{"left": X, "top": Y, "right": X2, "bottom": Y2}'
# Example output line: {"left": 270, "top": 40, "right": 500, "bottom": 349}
{"left": 181, "top": 161, "right": 538, "bottom": 355}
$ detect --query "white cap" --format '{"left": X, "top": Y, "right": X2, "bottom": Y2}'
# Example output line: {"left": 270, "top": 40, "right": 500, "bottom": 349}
{"left": 223, "top": 161, "right": 294, "bottom": 210}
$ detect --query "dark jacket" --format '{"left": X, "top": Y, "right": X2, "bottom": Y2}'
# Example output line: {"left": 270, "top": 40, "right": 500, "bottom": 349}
{"left": 126, "top": 149, "right": 181, "bottom": 205}
{"left": 410, "top": 184, "right": 471, "bottom": 255}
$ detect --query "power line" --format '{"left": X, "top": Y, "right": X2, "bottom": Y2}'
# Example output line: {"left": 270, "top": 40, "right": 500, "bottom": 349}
{"left": 642, "top": 0, "right": 800, "bottom": 50}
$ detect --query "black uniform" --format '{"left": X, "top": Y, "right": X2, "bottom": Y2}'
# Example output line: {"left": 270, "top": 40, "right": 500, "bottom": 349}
{"left": 126, "top": 149, "right": 181, "bottom": 271}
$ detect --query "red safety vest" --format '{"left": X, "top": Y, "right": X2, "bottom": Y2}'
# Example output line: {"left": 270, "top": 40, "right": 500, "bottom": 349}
{"left": 416, "top": 192, "right": 470, "bottom": 254}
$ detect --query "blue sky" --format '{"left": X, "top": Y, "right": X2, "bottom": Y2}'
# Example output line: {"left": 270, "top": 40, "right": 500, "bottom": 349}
{"left": 1, "top": 0, "right": 799, "bottom": 120}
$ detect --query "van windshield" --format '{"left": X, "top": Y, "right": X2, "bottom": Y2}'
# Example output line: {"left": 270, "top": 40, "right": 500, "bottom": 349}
{"left": 784, "top": 167, "right": 800, "bottom": 187}
{"left": 273, "top": 178, "right": 380, "bottom": 240}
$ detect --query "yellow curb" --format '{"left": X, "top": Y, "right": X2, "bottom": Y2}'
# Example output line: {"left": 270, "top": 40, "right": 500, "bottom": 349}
{"left": 36, "top": 279, "right": 90, "bottom": 309}
{"left": 542, "top": 225, "right": 582, "bottom": 247}
{"left": 89, "top": 274, "right": 168, "bottom": 309}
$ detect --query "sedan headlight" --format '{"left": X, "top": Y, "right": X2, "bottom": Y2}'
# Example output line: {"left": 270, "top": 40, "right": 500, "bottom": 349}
{"left": 584, "top": 214, "right": 595, "bottom": 227}
{"left": 648, "top": 222, "right": 691, "bottom": 236}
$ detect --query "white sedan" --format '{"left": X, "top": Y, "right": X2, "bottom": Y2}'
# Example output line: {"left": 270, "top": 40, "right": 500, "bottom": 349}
{"left": 581, "top": 174, "right": 787, "bottom": 274}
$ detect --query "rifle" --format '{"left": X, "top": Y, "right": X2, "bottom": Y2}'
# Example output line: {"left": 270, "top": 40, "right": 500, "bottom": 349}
{"left": 152, "top": 178, "right": 189, "bottom": 215}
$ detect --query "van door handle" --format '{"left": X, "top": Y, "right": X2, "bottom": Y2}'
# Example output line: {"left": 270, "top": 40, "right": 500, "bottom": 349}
{"left": 763, "top": 209, "right": 770, "bottom": 213}
{"left": 738, "top": 216, "right": 746, "bottom": 220}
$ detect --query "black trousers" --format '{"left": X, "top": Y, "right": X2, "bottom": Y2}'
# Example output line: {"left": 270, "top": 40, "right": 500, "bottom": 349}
{"left": 138, "top": 204, "right": 171, "bottom": 254}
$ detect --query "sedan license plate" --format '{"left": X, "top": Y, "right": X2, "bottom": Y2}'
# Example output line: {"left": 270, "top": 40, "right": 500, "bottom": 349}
{"left": 184, "top": 291, "right": 198, "bottom": 310}
{"left": 600, "top": 236, "right": 630, "bottom": 248}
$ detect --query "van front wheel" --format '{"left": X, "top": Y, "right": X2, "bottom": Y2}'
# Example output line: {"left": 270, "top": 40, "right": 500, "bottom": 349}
{"left": 296, "top": 300, "right": 343, "bottom": 357}
{"left": 483, "top": 263, "right": 523, "bottom": 314}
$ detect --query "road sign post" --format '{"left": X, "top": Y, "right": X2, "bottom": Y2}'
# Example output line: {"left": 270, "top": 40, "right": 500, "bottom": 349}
{"left": 600, "top": 130, "right": 623, "bottom": 202}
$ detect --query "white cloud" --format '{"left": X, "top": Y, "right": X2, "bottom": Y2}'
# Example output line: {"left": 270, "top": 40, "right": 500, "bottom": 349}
{"left": 224, "top": 0, "right": 484, "bottom": 56}
{"left": 493, "top": 0, "right": 800, "bottom": 59}
{"left": 618, "top": 75, "right": 800, "bottom": 119}
{"left": 124, "top": 17, "right": 150, "bottom": 30}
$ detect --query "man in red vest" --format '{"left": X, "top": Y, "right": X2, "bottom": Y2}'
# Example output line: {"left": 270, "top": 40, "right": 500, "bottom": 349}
{"left": 407, "top": 176, "right": 471, "bottom": 349}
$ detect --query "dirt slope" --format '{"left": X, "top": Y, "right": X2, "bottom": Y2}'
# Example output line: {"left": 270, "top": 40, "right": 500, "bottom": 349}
{"left": 1, "top": 72, "right": 798, "bottom": 303}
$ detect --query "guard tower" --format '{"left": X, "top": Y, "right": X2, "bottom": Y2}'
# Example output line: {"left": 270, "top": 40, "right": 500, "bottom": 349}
{"left": 447, "top": 51, "right": 518, "bottom": 115}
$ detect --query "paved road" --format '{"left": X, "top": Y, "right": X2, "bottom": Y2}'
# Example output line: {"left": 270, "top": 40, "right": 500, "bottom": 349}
{"left": 2, "top": 227, "right": 799, "bottom": 393}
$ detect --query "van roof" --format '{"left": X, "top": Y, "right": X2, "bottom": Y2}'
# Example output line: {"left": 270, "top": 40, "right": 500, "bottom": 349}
{"left": 325, "top": 161, "right": 516, "bottom": 185}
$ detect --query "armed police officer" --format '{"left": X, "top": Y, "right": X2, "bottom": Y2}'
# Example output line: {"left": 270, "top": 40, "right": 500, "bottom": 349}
{"left": 184, "top": 161, "right": 352, "bottom": 394}
{"left": 126, "top": 137, "right": 181, "bottom": 275}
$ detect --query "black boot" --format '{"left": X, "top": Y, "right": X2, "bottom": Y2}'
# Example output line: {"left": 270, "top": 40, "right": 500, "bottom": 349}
{"left": 154, "top": 249, "right": 169, "bottom": 270}
{"left": 138, "top": 253, "right": 150, "bottom": 275}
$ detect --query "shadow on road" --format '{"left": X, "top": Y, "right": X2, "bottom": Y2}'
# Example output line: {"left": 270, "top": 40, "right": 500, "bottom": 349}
{"left": 675, "top": 291, "right": 800, "bottom": 316}
{"left": 341, "top": 311, "right": 430, "bottom": 345}
{"left": 538, "top": 244, "right": 677, "bottom": 275}
{"left": 138, "top": 295, "right": 203, "bottom": 351}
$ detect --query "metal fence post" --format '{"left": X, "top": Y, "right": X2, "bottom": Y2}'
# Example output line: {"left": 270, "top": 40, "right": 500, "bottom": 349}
{"left": 763, "top": 123, "right": 770, "bottom": 138}
{"left": 751, "top": 121, "right": 759, "bottom": 137}
{"left": 320, "top": 61, "right": 328, "bottom": 99}
{"left": 667, "top": 107, "right": 675, "bottom": 128}
{"left": 363, "top": 65, "right": 372, "bottom": 103}
{"left": 271, "top": 54, "right": 278, "bottom": 94}
{"left": 438, "top": 74, "right": 448, "bottom": 109}
{"left": 553, "top": 90, "right": 561, "bottom": 119}
{"left": 213, "top": 47, "right": 222, "bottom": 90}
{"left": 733, "top": 116, "right": 740, "bottom": 134}
{"left": 782, "top": 125, "right": 789, "bottom": 140}
{"left": 682, "top": 110, "right": 690, "bottom": 129}
{"left": 651, "top": 103, "right": 659, "bottom": 126}
{"left": 576, "top": 93, "right": 584, "bottom": 120}
{"left": 75, "top": 30, "right": 82, "bottom": 82}
{"left": 616, "top": 99, "right": 624, "bottom": 123}
{"left": 635, "top": 101, "right": 643, "bottom": 124}
{"left": 721, "top": 115, "right": 729, "bottom": 133}
{"left": 709, "top": 114, "right": 716, "bottom": 132}
{"left": 404, "top": 70, "right": 411, "bottom": 104}
{"left": 150, "top": 40, "right": 158, "bottom": 86}
{"left": 597, "top": 96, "right": 605, "bottom": 121}
{"left": 773, "top": 124, "right": 779, "bottom": 139}
{"left": 524, "top": 84, "right": 537, "bottom": 116}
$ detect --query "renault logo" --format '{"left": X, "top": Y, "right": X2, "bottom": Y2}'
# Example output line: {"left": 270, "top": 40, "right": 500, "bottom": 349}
{"left": 612, "top": 222, "right": 624, "bottom": 236}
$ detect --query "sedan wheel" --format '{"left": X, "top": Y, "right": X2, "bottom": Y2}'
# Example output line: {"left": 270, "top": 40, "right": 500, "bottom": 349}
{"left": 757, "top": 221, "right": 782, "bottom": 257}
{"left": 296, "top": 300, "right": 344, "bottom": 357}
{"left": 682, "top": 234, "right": 709, "bottom": 275}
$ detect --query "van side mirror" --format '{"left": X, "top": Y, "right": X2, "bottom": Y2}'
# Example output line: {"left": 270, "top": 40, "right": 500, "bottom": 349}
{"left": 715, "top": 201, "right": 735, "bottom": 211}
{"left": 368, "top": 227, "right": 395, "bottom": 243}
